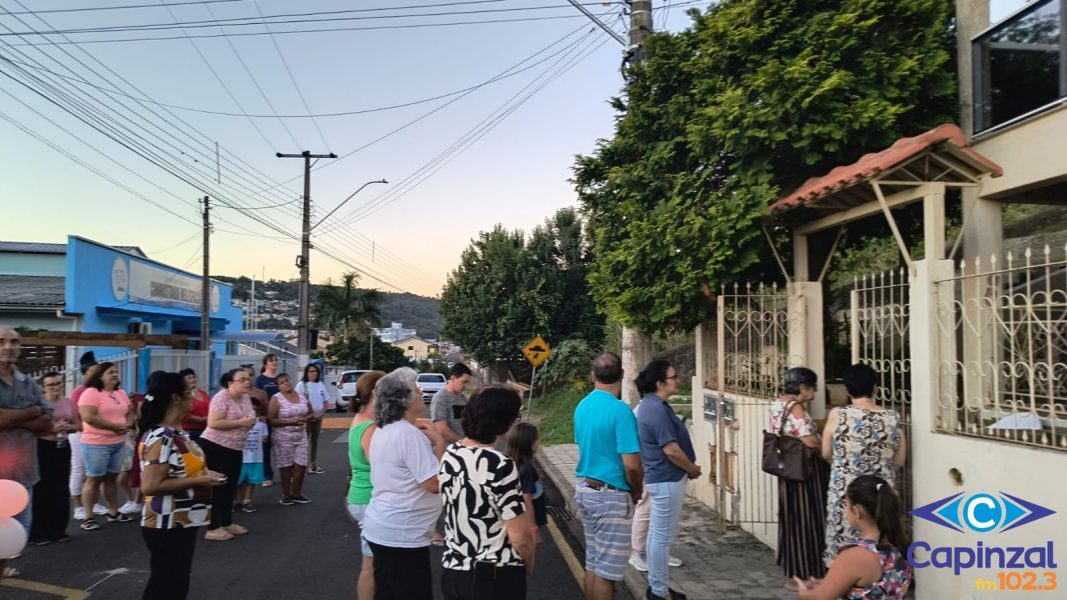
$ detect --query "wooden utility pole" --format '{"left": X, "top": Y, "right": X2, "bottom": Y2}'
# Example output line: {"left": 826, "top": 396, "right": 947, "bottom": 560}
{"left": 566, "top": 0, "right": 655, "bottom": 404}
{"left": 200, "top": 196, "right": 211, "bottom": 352}
{"left": 276, "top": 150, "right": 337, "bottom": 366}
{"left": 621, "top": 0, "right": 654, "bottom": 405}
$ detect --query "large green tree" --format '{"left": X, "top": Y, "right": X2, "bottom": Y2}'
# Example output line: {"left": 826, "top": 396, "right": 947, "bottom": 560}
{"left": 573, "top": 0, "right": 956, "bottom": 333}
{"left": 441, "top": 208, "right": 604, "bottom": 366}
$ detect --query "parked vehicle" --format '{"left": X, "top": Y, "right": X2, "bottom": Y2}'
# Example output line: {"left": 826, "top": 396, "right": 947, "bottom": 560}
{"left": 334, "top": 369, "right": 373, "bottom": 412}
{"left": 416, "top": 372, "right": 447, "bottom": 403}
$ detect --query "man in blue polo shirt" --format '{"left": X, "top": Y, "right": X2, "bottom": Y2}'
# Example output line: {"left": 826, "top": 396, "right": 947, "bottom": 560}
{"left": 574, "top": 351, "right": 643, "bottom": 600}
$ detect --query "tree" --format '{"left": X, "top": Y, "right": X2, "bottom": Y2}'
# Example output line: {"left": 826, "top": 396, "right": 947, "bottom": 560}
{"left": 312, "top": 272, "right": 383, "bottom": 341}
{"left": 573, "top": 0, "right": 956, "bottom": 334}
{"left": 324, "top": 335, "right": 408, "bottom": 371}
{"left": 440, "top": 209, "right": 605, "bottom": 367}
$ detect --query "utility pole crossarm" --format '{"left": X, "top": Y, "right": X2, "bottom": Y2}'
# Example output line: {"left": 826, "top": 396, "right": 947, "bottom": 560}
{"left": 565, "top": 0, "right": 627, "bottom": 46}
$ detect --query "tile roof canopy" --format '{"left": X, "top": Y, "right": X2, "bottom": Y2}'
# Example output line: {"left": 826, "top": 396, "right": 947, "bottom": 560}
{"left": 0, "top": 241, "right": 146, "bottom": 257}
{"left": 0, "top": 275, "right": 65, "bottom": 307}
{"left": 770, "top": 123, "right": 1002, "bottom": 217}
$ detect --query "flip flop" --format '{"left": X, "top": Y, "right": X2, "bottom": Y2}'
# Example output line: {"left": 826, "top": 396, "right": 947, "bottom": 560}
{"left": 80, "top": 518, "right": 101, "bottom": 531}
{"left": 2, "top": 566, "right": 21, "bottom": 578}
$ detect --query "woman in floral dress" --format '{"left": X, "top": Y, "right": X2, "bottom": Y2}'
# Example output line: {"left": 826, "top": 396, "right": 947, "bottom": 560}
{"left": 770, "top": 367, "right": 830, "bottom": 585}
{"left": 820, "top": 364, "right": 907, "bottom": 567}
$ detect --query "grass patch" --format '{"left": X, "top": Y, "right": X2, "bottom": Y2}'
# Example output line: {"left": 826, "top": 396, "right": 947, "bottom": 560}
{"left": 527, "top": 386, "right": 585, "bottom": 446}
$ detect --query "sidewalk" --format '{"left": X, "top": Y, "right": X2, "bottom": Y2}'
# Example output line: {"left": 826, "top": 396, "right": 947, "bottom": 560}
{"left": 538, "top": 444, "right": 794, "bottom": 600}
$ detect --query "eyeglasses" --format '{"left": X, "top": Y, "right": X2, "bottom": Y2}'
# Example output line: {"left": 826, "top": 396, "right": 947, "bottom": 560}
{"left": 665, "top": 375, "right": 678, "bottom": 380}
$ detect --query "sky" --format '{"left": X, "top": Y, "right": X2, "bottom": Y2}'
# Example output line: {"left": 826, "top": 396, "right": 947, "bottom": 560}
{"left": 0, "top": 0, "right": 1022, "bottom": 299}
{"left": 0, "top": 0, "right": 704, "bottom": 298}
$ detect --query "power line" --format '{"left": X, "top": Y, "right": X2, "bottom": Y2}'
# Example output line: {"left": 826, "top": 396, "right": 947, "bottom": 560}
{"left": 252, "top": 1, "right": 330, "bottom": 150}
{"left": 198, "top": 1, "right": 303, "bottom": 150}
{"left": 7, "top": 2, "right": 623, "bottom": 35}
{"left": 2, "top": 13, "right": 616, "bottom": 46}
{"left": 147, "top": 232, "right": 201, "bottom": 254}
{"left": 1, "top": 0, "right": 251, "bottom": 15}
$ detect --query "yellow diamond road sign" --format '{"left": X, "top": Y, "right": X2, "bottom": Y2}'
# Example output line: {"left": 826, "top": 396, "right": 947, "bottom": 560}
{"left": 522, "top": 336, "right": 552, "bottom": 367}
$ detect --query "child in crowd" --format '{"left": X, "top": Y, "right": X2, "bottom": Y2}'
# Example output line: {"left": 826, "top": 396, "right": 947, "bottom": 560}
{"left": 507, "top": 422, "right": 547, "bottom": 543}
{"left": 118, "top": 392, "right": 144, "bottom": 515}
{"left": 236, "top": 399, "right": 269, "bottom": 513}
{"left": 796, "top": 475, "right": 912, "bottom": 600}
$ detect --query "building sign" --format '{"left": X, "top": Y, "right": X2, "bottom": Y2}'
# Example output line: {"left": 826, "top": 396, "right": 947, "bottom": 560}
{"left": 110, "top": 258, "right": 129, "bottom": 301}
{"left": 129, "top": 261, "right": 202, "bottom": 311}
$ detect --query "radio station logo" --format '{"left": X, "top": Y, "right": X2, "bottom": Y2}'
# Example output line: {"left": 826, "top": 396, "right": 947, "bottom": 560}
{"left": 911, "top": 491, "right": 1055, "bottom": 534}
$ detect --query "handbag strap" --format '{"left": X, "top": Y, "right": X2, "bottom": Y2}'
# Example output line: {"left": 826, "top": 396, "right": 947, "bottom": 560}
{"left": 778, "top": 399, "right": 800, "bottom": 436}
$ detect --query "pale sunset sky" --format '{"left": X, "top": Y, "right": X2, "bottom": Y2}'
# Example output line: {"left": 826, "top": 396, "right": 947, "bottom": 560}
{"left": 0, "top": 1, "right": 1021, "bottom": 298}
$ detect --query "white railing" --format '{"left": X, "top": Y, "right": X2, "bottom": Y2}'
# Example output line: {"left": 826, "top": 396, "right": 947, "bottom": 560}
{"left": 935, "top": 244, "right": 1067, "bottom": 450}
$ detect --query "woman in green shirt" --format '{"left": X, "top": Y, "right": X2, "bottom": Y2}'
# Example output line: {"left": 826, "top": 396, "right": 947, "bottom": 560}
{"left": 346, "top": 370, "right": 385, "bottom": 600}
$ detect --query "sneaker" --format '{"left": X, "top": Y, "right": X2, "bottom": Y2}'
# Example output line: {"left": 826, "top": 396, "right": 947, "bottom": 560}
{"left": 238, "top": 501, "right": 257, "bottom": 513}
{"left": 204, "top": 528, "right": 234, "bottom": 541}
{"left": 289, "top": 495, "right": 312, "bottom": 504}
{"left": 308, "top": 466, "right": 325, "bottom": 474}
{"left": 629, "top": 554, "right": 648, "bottom": 572}
{"left": 92, "top": 503, "right": 109, "bottom": 515}
{"left": 73, "top": 507, "right": 86, "bottom": 520}
{"left": 30, "top": 539, "right": 51, "bottom": 546}
{"left": 278, "top": 496, "right": 295, "bottom": 506}
{"left": 225, "top": 523, "right": 248, "bottom": 535}
{"left": 669, "top": 556, "right": 683, "bottom": 568}
{"left": 119, "top": 501, "right": 141, "bottom": 515}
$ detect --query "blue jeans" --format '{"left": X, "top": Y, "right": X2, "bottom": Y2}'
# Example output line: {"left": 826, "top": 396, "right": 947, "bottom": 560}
{"left": 646, "top": 479, "right": 685, "bottom": 596}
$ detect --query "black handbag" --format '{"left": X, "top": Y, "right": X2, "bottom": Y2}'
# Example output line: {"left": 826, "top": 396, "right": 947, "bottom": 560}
{"left": 761, "top": 401, "right": 813, "bottom": 481}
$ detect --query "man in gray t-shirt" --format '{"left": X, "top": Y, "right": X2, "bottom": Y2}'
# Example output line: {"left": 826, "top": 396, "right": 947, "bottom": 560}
{"left": 430, "top": 363, "right": 472, "bottom": 443}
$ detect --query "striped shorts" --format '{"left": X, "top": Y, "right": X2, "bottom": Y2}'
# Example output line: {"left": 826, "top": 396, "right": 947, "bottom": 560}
{"left": 575, "top": 484, "right": 633, "bottom": 582}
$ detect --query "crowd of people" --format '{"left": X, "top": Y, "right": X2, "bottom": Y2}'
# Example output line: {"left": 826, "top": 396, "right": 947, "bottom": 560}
{"left": 2, "top": 321, "right": 913, "bottom": 600}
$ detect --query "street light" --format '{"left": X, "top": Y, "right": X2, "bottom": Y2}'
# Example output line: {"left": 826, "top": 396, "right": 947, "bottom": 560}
{"left": 312, "top": 179, "right": 388, "bottom": 231}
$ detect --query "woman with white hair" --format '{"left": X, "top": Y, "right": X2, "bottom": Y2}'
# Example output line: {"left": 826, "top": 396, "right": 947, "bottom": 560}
{"left": 361, "top": 367, "right": 445, "bottom": 600}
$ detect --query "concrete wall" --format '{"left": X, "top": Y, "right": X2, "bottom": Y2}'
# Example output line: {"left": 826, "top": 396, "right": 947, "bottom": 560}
{"left": 0, "top": 253, "right": 65, "bottom": 276}
{"left": 972, "top": 104, "right": 1067, "bottom": 199}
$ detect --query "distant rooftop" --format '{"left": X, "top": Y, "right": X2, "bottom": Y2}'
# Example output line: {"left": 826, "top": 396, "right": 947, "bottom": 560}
{"left": 0, "top": 275, "right": 65, "bottom": 308}
{"left": 0, "top": 240, "right": 146, "bottom": 258}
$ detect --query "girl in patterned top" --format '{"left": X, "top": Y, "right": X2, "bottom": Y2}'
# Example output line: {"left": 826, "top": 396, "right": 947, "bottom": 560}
{"left": 138, "top": 371, "right": 226, "bottom": 600}
{"left": 796, "top": 475, "right": 911, "bottom": 600}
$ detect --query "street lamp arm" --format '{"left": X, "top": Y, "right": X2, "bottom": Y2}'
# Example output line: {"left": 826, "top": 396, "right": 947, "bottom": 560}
{"left": 311, "top": 179, "right": 388, "bottom": 231}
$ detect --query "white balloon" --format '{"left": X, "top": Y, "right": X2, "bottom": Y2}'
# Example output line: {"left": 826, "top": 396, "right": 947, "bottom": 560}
{"left": 0, "top": 516, "right": 27, "bottom": 559}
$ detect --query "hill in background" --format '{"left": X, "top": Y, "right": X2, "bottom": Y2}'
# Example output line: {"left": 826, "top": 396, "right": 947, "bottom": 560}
{"left": 214, "top": 275, "right": 442, "bottom": 339}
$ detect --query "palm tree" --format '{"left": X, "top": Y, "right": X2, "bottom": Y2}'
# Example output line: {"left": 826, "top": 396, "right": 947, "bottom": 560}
{"left": 312, "top": 272, "right": 382, "bottom": 341}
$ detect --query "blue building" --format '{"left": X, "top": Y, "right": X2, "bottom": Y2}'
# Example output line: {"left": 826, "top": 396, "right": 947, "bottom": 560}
{"left": 1, "top": 236, "right": 245, "bottom": 379}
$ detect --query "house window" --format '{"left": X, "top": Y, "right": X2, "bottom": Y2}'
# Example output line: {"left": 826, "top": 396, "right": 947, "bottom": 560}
{"left": 408, "top": 346, "right": 414, "bottom": 351}
{"left": 973, "top": 0, "right": 1066, "bottom": 132}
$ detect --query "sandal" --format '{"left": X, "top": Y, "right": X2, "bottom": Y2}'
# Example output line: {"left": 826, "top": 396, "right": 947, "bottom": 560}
{"left": 107, "top": 512, "right": 134, "bottom": 523}
{"left": 2, "top": 566, "right": 21, "bottom": 578}
{"left": 80, "top": 519, "right": 101, "bottom": 531}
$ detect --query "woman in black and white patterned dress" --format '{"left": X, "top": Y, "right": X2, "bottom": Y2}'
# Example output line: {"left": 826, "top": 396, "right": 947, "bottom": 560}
{"left": 438, "top": 386, "right": 536, "bottom": 600}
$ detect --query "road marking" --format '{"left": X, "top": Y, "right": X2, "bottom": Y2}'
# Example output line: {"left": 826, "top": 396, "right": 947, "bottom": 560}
{"left": 1, "top": 578, "right": 91, "bottom": 599}
{"left": 546, "top": 514, "right": 585, "bottom": 592}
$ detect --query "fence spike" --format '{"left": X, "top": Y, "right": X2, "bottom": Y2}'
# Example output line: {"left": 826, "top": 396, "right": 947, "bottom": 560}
{"left": 1024, "top": 246, "right": 1032, "bottom": 262}
{"left": 1044, "top": 243, "right": 1051, "bottom": 261}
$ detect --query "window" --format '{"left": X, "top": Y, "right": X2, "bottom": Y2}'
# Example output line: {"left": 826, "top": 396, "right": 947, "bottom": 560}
{"left": 973, "top": 0, "right": 1066, "bottom": 132}
{"left": 408, "top": 345, "right": 414, "bottom": 351}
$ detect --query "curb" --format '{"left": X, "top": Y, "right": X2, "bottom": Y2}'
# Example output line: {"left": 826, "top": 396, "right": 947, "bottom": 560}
{"left": 536, "top": 450, "right": 650, "bottom": 600}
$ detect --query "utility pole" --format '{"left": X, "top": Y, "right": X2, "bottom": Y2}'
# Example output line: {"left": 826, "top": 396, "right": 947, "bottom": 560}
{"left": 276, "top": 150, "right": 337, "bottom": 367}
{"left": 565, "top": 1, "right": 654, "bottom": 405}
{"left": 200, "top": 196, "right": 211, "bottom": 352}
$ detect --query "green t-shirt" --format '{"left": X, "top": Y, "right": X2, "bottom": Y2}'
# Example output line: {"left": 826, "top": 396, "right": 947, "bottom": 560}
{"left": 347, "top": 420, "right": 375, "bottom": 505}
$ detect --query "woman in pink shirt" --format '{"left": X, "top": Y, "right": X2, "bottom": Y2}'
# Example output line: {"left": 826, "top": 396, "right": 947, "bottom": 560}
{"left": 77, "top": 362, "right": 135, "bottom": 530}
{"left": 198, "top": 368, "right": 256, "bottom": 541}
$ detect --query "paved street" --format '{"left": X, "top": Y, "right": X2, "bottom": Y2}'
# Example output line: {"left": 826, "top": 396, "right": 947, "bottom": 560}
{"left": 2, "top": 426, "right": 594, "bottom": 599}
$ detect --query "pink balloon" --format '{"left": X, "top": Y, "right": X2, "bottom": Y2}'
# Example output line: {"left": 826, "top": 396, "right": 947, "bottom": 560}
{"left": 0, "top": 480, "right": 29, "bottom": 518}
{"left": 0, "top": 516, "right": 27, "bottom": 559}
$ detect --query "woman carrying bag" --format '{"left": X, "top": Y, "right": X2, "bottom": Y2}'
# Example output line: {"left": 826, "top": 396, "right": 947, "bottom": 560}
{"left": 765, "top": 367, "right": 829, "bottom": 589}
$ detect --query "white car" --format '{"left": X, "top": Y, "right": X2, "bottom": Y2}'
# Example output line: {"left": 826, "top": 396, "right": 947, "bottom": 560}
{"left": 335, "top": 369, "right": 373, "bottom": 412}
{"left": 416, "top": 372, "right": 447, "bottom": 403}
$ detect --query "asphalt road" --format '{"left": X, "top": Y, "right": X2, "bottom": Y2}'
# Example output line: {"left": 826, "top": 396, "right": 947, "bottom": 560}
{"left": 2, "top": 428, "right": 605, "bottom": 600}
